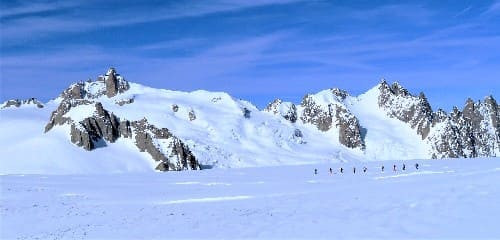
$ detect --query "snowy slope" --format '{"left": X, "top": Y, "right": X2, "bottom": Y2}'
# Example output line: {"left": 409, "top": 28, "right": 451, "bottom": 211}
{"left": 347, "top": 85, "right": 431, "bottom": 160}
{"left": 0, "top": 68, "right": 498, "bottom": 174}
{"left": 0, "top": 105, "right": 155, "bottom": 174}
{"left": 83, "top": 83, "right": 361, "bottom": 168}
{"left": 2, "top": 157, "right": 500, "bottom": 239}
{"left": 0, "top": 83, "right": 362, "bottom": 174}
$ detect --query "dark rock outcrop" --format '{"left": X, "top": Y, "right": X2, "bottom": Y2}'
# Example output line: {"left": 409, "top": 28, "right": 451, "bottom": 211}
{"left": 115, "top": 98, "right": 134, "bottom": 106}
{"left": 300, "top": 95, "right": 333, "bottom": 131}
{"left": 51, "top": 103, "right": 200, "bottom": 171}
{"left": 426, "top": 97, "right": 499, "bottom": 158}
{"left": 104, "top": 68, "right": 130, "bottom": 98}
{"left": 243, "top": 108, "right": 251, "bottom": 119}
{"left": 45, "top": 99, "right": 94, "bottom": 132}
{"left": 119, "top": 120, "right": 133, "bottom": 138}
{"left": 335, "top": 106, "right": 365, "bottom": 149}
{"left": 132, "top": 118, "right": 200, "bottom": 171}
{"left": 264, "top": 99, "right": 297, "bottom": 123}
{"left": 461, "top": 97, "right": 498, "bottom": 157}
{"left": 69, "top": 103, "right": 121, "bottom": 150}
{"left": 377, "top": 81, "right": 498, "bottom": 158}
{"left": 172, "top": 104, "right": 179, "bottom": 112}
{"left": 61, "top": 83, "right": 86, "bottom": 100}
{"left": 300, "top": 90, "right": 365, "bottom": 149}
{"left": 188, "top": 110, "right": 196, "bottom": 121}
{"left": 57, "top": 68, "right": 130, "bottom": 101}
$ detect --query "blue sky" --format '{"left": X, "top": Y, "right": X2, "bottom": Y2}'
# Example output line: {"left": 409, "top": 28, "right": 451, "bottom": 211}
{"left": 1, "top": 0, "right": 499, "bottom": 110}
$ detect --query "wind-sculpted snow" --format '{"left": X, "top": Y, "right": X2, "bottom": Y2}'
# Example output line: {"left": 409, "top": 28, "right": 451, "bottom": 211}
{"left": 0, "top": 68, "right": 498, "bottom": 174}
{"left": 2, "top": 158, "right": 500, "bottom": 239}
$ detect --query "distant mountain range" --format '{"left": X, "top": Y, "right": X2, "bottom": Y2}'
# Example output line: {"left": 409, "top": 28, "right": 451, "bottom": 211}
{"left": 1, "top": 68, "right": 498, "bottom": 173}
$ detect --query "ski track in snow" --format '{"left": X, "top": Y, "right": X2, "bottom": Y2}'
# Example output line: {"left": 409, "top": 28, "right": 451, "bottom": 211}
{"left": 172, "top": 181, "right": 232, "bottom": 186}
{"left": 158, "top": 195, "right": 254, "bottom": 204}
{"left": 374, "top": 170, "right": 455, "bottom": 180}
{"left": 1, "top": 157, "right": 500, "bottom": 239}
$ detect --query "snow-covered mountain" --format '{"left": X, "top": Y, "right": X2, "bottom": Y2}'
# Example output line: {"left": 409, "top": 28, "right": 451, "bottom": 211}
{"left": 1, "top": 68, "right": 498, "bottom": 173}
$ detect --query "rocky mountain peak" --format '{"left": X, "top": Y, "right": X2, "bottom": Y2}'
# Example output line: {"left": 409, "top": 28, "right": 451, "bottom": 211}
{"left": 330, "top": 88, "right": 348, "bottom": 100}
{"left": 379, "top": 78, "right": 388, "bottom": 85}
{"left": 106, "top": 67, "right": 117, "bottom": 77}
{"left": 427, "top": 95, "right": 499, "bottom": 159}
{"left": 5, "top": 67, "right": 499, "bottom": 172}
{"left": 58, "top": 68, "right": 130, "bottom": 101}
{"left": 377, "top": 81, "right": 433, "bottom": 139}
{"left": 390, "top": 82, "right": 410, "bottom": 96}
{"left": 483, "top": 95, "right": 498, "bottom": 112}
{"left": 299, "top": 91, "right": 364, "bottom": 149}
{"left": 103, "top": 67, "right": 129, "bottom": 98}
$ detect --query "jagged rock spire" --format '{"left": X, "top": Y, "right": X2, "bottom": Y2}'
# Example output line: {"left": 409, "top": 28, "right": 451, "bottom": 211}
{"left": 104, "top": 67, "right": 129, "bottom": 98}
{"left": 377, "top": 80, "right": 433, "bottom": 139}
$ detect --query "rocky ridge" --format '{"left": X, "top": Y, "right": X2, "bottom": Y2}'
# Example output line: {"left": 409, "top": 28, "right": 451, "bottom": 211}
{"left": 44, "top": 68, "right": 200, "bottom": 171}
{"left": 265, "top": 88, "right": 365, "bottom": 150}
{"left": 1, "top": 98, "right": 44, "bottom": 109}
{"left": 377, "top": 81, "right": 433, "bottom": 140}
{"left": 427, "top": 96, "right": 499, "bottom": 158}
{"left": 4, "top": 68, "right": 498, "bottom": 172}
{"left": 264, "top": 81, "right": 498, "bottom": 158}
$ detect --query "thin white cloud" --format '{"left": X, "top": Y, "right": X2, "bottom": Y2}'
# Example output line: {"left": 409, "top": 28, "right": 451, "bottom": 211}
{"left": 1, "top": 0, "right": 302, "bottom": 44}
{"left": 0, "top": 32, "right": 287, "bottom": 89}
{"left": 483, "top": 0, "right": 500, "bottom": 15}
{"left": 137, "top": 38, "right": 206, "bottom": 51}
{"left": 1, "top": 16, "right": 94, "bottom": 41}
{"left": 454, "top": 5, "right": 472, "bottom": 18}
{"left": 0, "top": 1, "right": 81, "bottom": 18}
{"left": 347, "top": 4, "right": 434, "bottom": 24}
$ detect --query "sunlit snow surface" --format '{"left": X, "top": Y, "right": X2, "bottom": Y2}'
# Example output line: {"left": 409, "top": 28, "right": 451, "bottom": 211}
{"left": 0, "top": 83, "right": 440, "bottom": 175}
{"left": 2, "top": 158, "right": 500, "bottom": 239}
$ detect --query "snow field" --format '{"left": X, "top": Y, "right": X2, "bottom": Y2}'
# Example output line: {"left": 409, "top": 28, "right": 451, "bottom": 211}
{"left": 1, "top": 157, "right": 500, "bottom": 239}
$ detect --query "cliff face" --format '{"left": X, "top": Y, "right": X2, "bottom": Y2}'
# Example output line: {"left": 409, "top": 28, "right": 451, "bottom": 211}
{"left": 377, "top": 81, "right": 433, "bottom": 140}
{"left": 298, "top": 89, "right": 365, "bottom": 150}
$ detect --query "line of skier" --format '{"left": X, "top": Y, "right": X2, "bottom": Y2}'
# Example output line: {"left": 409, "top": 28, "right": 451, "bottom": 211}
{"left": 315, "top": 163, "right": 419, "bottom": 175}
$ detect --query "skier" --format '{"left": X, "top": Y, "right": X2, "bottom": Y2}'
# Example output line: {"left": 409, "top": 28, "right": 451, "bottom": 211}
{"left": 415, "top": 163, "right": 419, "bottom": 170}
{"left": 402, "top": 164, "right": 406, "bottom": 171}
{"left": 329, "top": 168, "right": 333, "bottom": 175}
{"left": 353, "top": 167, "right": 356, "bottom": 174}
{"left": 381, "top": 165, "right": 385, "bottom": 172}
{"left": 393, "top": 164, "right": 397, "bottom": 172}
{"left": 340, "top": 167, "right": 344, "bottom": 174}
{"left": 314, "top": 169, "right": 318, "bottom": 175}
{"left": 363, "top": 167, "right": 367, "bottom": 173}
